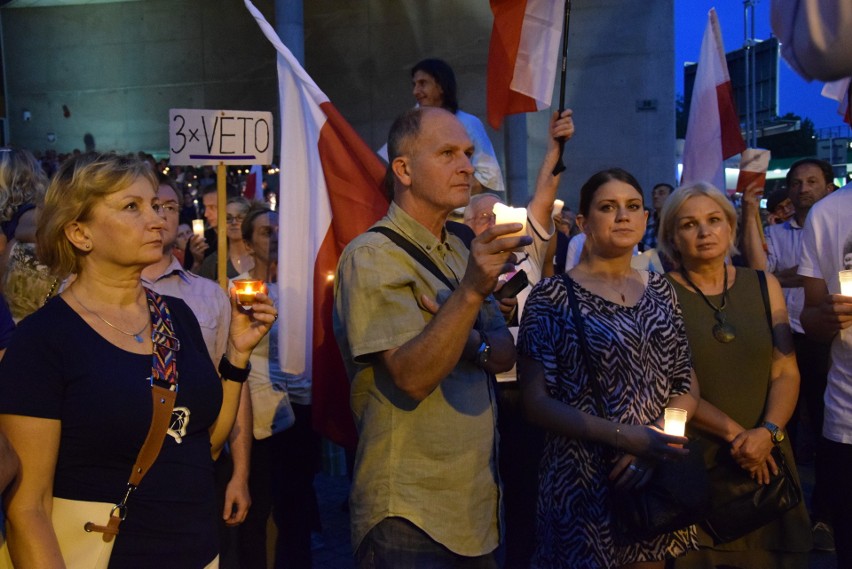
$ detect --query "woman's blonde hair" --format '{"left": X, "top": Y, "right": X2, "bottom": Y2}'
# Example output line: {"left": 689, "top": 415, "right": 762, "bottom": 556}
{"left": 0, "top": 147, "right": 48, "bottom": 224}
{"left": 657, "top": 181, "right": 738, "bottom": 266}
{"left": 37, "top": 152, "right": 157, "bottom": 276}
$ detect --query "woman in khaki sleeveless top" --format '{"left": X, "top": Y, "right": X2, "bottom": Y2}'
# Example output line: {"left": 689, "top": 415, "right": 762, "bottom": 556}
{"left": 658, "top": 182, "right": 811, "bottom": 569}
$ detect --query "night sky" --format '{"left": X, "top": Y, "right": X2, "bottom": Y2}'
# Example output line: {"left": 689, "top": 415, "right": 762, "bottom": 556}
{"left": 675, "top": 1, "right": 845, "bottom": 133}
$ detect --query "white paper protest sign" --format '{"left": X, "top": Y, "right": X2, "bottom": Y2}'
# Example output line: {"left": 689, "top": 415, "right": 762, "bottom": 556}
{"left": 169, "top": 109, "right": 273, "bottom": 166}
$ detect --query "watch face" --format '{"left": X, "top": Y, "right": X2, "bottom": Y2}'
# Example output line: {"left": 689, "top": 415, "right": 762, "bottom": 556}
{"left": 476, "top": 342, "right": 490, "bottom": 366}
{"left": 774, "top": 430, "right": 785, "bottom": 443}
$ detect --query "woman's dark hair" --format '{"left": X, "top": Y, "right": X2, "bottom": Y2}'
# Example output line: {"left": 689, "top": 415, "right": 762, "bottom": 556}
{"left": 578, "top": 168, "right": 644, "bottom": 216}
{"left": 411, "top": 58, "right": 459, "bottom": 114}
{"left": 241, "top": 203, "right": 273, "bottom": 243}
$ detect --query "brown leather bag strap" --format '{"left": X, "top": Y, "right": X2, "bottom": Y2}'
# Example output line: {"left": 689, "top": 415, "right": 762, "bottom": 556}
{"left": 84, "top": 386, "right": 176, "bottom": 541}
{"left": 85, "top": 291, "right": 179, "bottom": 541}
{"left": 130, "top": 385, "right": 177, "bottom": 486}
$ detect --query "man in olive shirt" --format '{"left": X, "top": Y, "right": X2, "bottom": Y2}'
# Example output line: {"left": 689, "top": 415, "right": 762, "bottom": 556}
{"left": 333, "top": 107, "right": 529, "bottom": 567}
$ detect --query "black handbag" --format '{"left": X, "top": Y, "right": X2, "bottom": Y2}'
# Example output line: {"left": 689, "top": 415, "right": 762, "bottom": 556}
{"left": 564, "top": 275, "right": 710, "bottom": 543}
{"left": 611, "top": 437, "right": 710, "bottom": 542}
{"left": 701, "top": 444, "right": 801, "bottom": 544}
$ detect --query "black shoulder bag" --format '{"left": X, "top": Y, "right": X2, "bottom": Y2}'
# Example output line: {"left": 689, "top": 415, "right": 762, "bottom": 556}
{"left": 699, "top": 270, "right": 802, "bottom": 544}
{"left": 563, "top": 274, "right": 710, "bottom": 543}
{"left": 369, "top": 225, "right": 458, "bottom": 291}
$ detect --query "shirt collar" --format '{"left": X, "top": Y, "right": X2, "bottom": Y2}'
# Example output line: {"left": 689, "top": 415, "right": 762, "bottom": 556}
{"left": 386, "top": 201, "right": 452, "bottom": 253}
{"left": 141, "top": 255, "right": 192, "bottom": 285}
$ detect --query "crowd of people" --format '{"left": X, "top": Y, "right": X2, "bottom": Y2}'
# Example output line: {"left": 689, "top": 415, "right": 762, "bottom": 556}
{"left": 331, "top": 58, "right": 850, "bottom": 569}
{"left": 0, "top": 52, "right": 849, "bottom": 569}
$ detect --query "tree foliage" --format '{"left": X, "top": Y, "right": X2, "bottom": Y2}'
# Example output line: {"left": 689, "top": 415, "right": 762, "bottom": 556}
{"left": 756, "top": 113, "right": 816, "bottom": 158}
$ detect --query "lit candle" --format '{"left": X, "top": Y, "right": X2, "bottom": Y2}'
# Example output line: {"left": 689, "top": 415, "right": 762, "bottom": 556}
{"left": 492, "top": 202, "right": 527, "bottom": 238}
{"left": 233, "top": 279, "right": 263, "bottom": 308}
{"left": 552, "top": 199, "right": 565, "bottom": 217}
{"left": 192, "top": 219, "right": 205, "bottom": 238}
{"left": 840, "top": 270, "right": 852, "bottom": 297}
{"left": 663, "top": 407, "right": 687, "bottom": 437}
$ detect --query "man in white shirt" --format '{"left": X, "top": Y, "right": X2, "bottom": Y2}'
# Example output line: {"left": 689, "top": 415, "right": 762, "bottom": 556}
{"left": 799, "top": 182, "right": 852, "bottom": 566}
{"left": 379, "top": 58, "right": 506, "bottom": 196}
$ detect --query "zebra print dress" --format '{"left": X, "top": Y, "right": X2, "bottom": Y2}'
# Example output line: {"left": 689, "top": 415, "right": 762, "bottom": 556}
{"left": 518, "top": 272, "right": 698, "bottom": 568}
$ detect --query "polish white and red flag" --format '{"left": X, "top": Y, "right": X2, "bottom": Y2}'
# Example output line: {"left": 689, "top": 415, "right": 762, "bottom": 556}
{"left": 681, "top": 8, "right": 745, "bottom": 191}
{"left": 486, "top": 0, "right": 564, "bottom": 129}
{"left": 822, "top": 77, "right": 852, "bottom": 127}
{"left": 245, "top": 0, "right": 388, "bottom": 449}
{"left": 244, "top": 164, "right": 263, "bottom": 201}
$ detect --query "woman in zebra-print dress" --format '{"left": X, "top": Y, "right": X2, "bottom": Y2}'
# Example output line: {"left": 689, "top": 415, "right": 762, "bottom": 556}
{"left": 518, "top": 168, "right": 700, "bottom": 568}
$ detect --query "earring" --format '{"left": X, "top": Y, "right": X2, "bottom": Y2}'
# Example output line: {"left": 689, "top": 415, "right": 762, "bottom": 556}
{"left": 84, "top": 243, "right": 91, "bottom": 250}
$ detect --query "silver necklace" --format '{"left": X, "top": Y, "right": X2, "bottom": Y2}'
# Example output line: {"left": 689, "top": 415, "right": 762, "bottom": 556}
{"left": 577, "top": 267, "right": 635, "bottom": 304}
{"left": 68, "top": 287, "right": 149, "bottom": 343}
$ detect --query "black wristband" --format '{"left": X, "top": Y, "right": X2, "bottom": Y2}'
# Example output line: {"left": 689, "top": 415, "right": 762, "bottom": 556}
{"left": 218, "top": 354, "right": 251, "bottom": 383}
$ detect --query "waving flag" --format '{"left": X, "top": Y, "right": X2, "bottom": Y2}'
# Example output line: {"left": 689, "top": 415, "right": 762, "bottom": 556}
{"left": 486, "top": 0, "right": 564, "bottom": 129}
{"left": 244, "top": 164, "right": 263, "bottom": 201}
{"left": 245, "top": 0, "right": 388, "bottom": 448}
{"left": 822, "top": 78, "right": 852, "bottom": 127}
{"left": 681, "top": 8, "right": 745, "bottom": 191}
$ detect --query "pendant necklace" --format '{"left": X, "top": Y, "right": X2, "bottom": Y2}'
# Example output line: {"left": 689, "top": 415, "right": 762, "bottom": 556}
{"left": 578, "top": 267, "right": 633, "bottom": 304}
{"left": 68, "top": 287, "right": 149, "bottom": 343}
{"left": 680, "top": 264, "right": 736, "bottom": 343}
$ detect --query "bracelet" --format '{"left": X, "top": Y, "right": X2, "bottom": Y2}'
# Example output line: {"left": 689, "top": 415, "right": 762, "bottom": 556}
{"left": 218, "top": 354, "right": 251, "bottom": 383}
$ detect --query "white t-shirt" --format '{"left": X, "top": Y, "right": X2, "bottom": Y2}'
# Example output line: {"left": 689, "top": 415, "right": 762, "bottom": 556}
{"left": 798, "top": 184, "right": 852, "bottom": 444}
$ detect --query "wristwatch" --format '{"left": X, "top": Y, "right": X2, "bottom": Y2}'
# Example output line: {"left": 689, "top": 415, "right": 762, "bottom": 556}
{"left": 475, "top": 330, "right": 492, "bottom": 367}
{"left": 760, "top": 421, "right": 785, "bottom": 444}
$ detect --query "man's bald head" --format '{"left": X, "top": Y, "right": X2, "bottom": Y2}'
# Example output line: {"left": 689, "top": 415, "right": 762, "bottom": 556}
{"left": 464, "top": 193, "right": 502, "bottom": 236}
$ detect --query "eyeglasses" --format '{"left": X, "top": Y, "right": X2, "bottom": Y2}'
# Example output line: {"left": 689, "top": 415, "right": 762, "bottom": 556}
{"left": 226, "top": 215, "right": 246, "bottom": 224}
{"left": 471, "top": 212, "right": 496, "bottom": 226}
{"left": 160, "top": 202, "right": 179, "bottom": 215}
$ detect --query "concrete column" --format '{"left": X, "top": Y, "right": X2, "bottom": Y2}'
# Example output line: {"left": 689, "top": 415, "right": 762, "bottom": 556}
{"left": 275, "top": 0, "right": 304, "bottom": 65}
{"left": 503, "top": 113, "right": 528, "bottom": 206}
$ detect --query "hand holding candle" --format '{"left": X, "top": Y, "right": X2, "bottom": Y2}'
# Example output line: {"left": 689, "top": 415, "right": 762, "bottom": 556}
{"left": 840, "top": 270, "right": 852, "bottom": 297}
{"left": 233, "top": 279, "right": 263, "bottom": 309}
{"left": 552, "top": 199, "right": 565, "bottom": 217}
{"left": 492, "top": 202, "right": 527, "bottom": 238}
{"left": 663, "top": 407, "right": 687, "bottom": 437}
{"left": 192, "top": 219, "right": 205, "bottom": 238}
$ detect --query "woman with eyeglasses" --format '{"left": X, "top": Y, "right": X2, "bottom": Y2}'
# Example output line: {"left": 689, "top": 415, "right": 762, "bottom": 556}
{"left": 199, "top": 196, "right": 254, "bottom": 280}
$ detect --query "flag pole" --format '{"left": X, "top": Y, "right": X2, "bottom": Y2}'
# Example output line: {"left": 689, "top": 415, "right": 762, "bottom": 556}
{"left": 552, "top": 0, "right": 572, "bottom": 176}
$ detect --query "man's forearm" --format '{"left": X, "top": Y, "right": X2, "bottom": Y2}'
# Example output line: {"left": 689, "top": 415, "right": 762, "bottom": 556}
{"left": 740, "top": 204, "right": 767, "bottom": 270}
{"left": 380, "top": 285, "right": 487, "bottom": 401}
{"left": 773, "top": 266, "right": 804, "bottom": 288}
{"left": 528, "top": 155, "right": 560, "bottom": 231}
